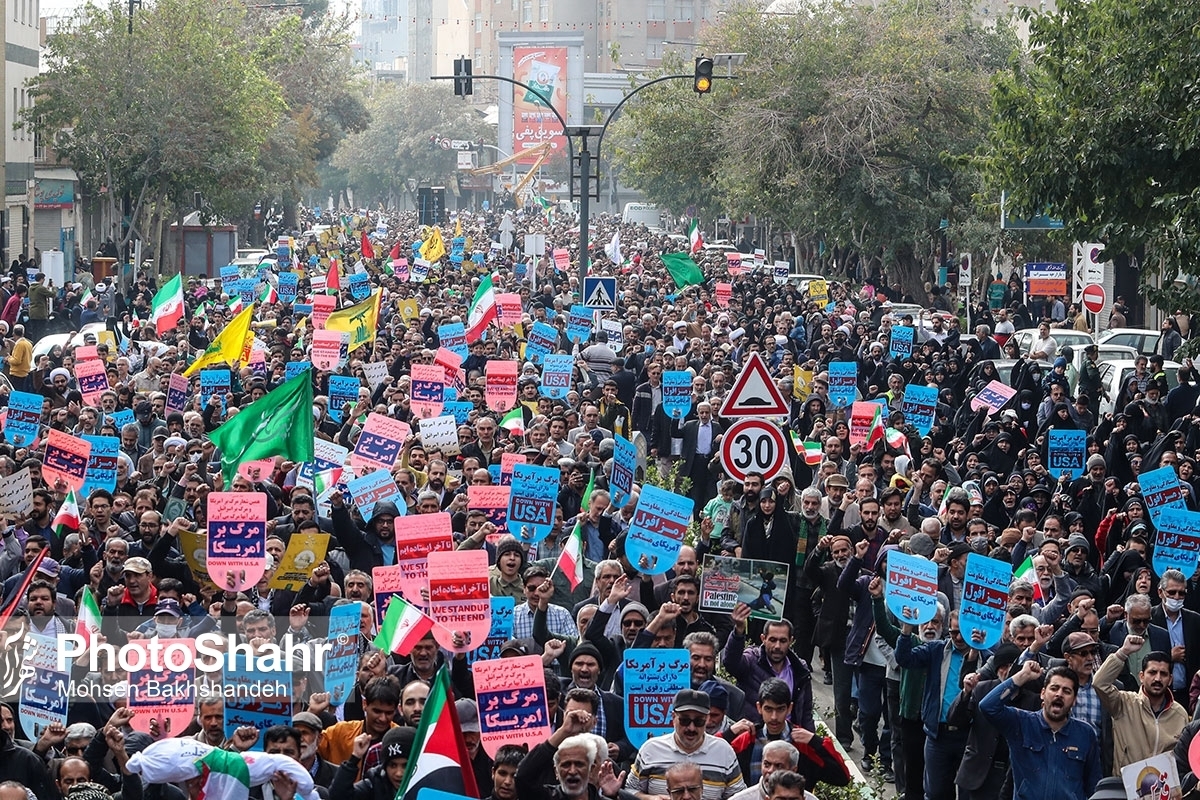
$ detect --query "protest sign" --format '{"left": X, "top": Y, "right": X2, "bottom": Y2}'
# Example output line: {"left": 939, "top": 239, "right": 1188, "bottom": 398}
{"left": 419, "top": 414, "right": 461, "bottom": 456}
{"left": 394, "top": 512, "right": 454, "bottom": 605}
{"left": 808, "top": 278, "right": 828, "bottom": 306}
{"left": 662, "top": 371, "right": 693, "bottom": 419}
{"left": 438, "top": 322, "right": 468, "bottom": 360}
{"left": 496, "top": 293, "right": 523, "bottom": 330}
{"left": 525, "top": 321, "right": 558, "bottom": 365}
{"left": 610, "top": 434, "right": 637, "bottom": 508}
{"left": 327, "top": 374, "right": 361, "bottom": 425}
{"left": 1121, "top": 752, "right": 1182, "bottom": 800}
{"left": 165, "top": 373, "right": 190, "bottom": 414}
{"left": 890, "top": 326, "right": 915, "bottom": 359}
{"left": 348, "top": 271, "right": 371, "bottom": 300}
{"left": 372, "top": 564, "right": 407, "bottom": 627}
{"left": 0, "top": 468, "right": 33, "bottom": 516}
{"left": 885, "top": 550, "right": 940, "bottom": 624}
{"left": 312, "top": 329, "right": 345, "bottom": 371}
{"left": 698, "top": 556, "right": 789, "bottom": 621}
{"left": 473, "top": 655, "right": 551, "bottom": 756}
{"left": 469, "top": 485, "right": 510, "bottom": 529}
{"left": 199, "top": 369, "right": 230, "bottom": 417}
{"left": 466, "top": 596, "right": 515, "bottom": 665}
{"left": 350, "top": 413, "right": 410, "bottom": 473}
{"left": 127, "top": 638, "right": 196, "bottom": 740}
{"left": 435, "top": 348, "right": 466, "bottom": 395}
{"left": 411, "top": 258, "right": 430, "bottom": 282}
{"left": 220, "top": 264, "right": 239, "bottom": 292}
{"left": 540, "top": 354, "right": 573, "bottom": 400}
{"left": 499, "top": 453, "right": 526, "bottom": 486}
{"left": 486, "top": 360, "right": 518, "bottom": 411}
{"left": 347, "top": 470, "right": 405, "bottom": 521}
{"left": 43, "top": 429, "right": 91, "bottom": 491}
{"left": 445, "top": 401, "right": 474, "bottom": 426}
{"left": 79, "top": 435, "right": 119, "bottom": 498}
{"left": 553, "top": 248, "right": 570, "bottom": 271}
{"left": 901, "top": 384, "right": 938, "bottom": 437}
{"left": 206, "top": 492, "right": 267, "bottom": 592}
{"left": 849, "top": 402, "right": 879, "bottom": 447}
{"left": 285, "top": 361, "right": 312, "bottom": 382}
{"left": 109, "top": 408, "right": 134, "bottom": 430}
{"left": 828, "top": 362, "right": 858, "bottom": 408}
{"left": 1153, "top": 507, "right": 1200, "bottom": 578}
{"left": 428, "top": 549, "right": 492, "bottom": 652}
{"left": 1140, "top": 466, "right": 1188, "bottom": 527}
{"left": 507, "top": 463, "right": 560, "bottom": 543}
{"left": 268, "top": 532, "right": 330, "bottom": 591}
{"left": 715, "top": 282, "right": 731, "bottom": 307}
{"left": 296, "top": 439, "right": 349, "bottom": 491}
{"left": 19, "top": 634, "right": 69, "bottom": 738}
{"left": 324, "top": 602, "right": 361, "bottom": 706}
{"left": 959, "top": 553, "right": 1010, "bottom": 650}
{"left": 361, "top": 360, "right": 390, "bottom": 392}
{"left": 601, "top": 319, "right": 624, "bottom": 353}
{"left": 4, "top": 390, "right": 42, "bottom": 447}
{"left": 278, "top": 272, "right": 298, "bottom": 303}
{"left": 75, "top": 357, "right": 109, "bottom": 407}
{"left": 625, "top": 485, "right": 694, "bottom": 575}
{"left": 222, "top": 654, "right": 293, "bottom": 750}
{"left": 311, "top": 294, "right": 337, "bottom": 329}
{"left": 410, "top": 363, "right": 446, "bottom": 419}
{"left": 1047, "top": 429, "right": 1086, "bottom": 479}
{"left": 566, "top": 306, "right": 593, "bottom": 343}
{"left": 971, "top": 381, "right": 1017, "bottom": 414}
{"left": 624, "top": 648, "right": 691, "bottom": 747}
{"left": 179, "top": 528, "right": 219, "bottom": 594}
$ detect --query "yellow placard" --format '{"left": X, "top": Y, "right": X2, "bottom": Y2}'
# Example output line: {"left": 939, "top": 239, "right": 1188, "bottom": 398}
{"left": 97, "top": 331, "right": 117, "bottom": 360}
{"left": 794, "top": 367, "right": 813, "bottom": 400}
{"left": 398, "top": 299, "right": 421, "bottom": 322}
{"left": 808, "top": 279, "right": 828, "bottom": 306}
{"left": 269, "top": 532, "right": 330, "bottom": 591}
{"left": 180, "top": 528, "right": 220, "bottom": 595}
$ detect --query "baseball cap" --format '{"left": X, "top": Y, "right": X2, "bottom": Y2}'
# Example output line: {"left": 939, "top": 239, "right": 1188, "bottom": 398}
{"left": 381, "top": 726, "right": 416, "bottom": 763}
{"left": 36, "top": 558, "right": 60, "bottom": 578}
{"left": 123, "top": 557, "right": 152, "bottom": 574}
{"left": 673, "top": 689, "right": 711, "bottom": 715}
{"left": 456, "top": 698, "right": 481, "bottom": 733}
{"left": 499, "top": 638, "right": 528, "bottom": 656}
{"left": 1064, "top": 632, "right": 1097, "bottom": 653}
{"left": 154, "top": 599, "right": 183, "bottom": 618}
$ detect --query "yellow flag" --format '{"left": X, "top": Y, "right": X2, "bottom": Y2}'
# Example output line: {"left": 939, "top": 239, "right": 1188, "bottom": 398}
{"left": 184, "top": 304, "right": 255, "bottom": 377}
{"left": 455, "top": 217, "right": 463, "bottom": 238}
{"left": 420, "top": 228, "right": 446, "bottom": 263}
{"left": 324, "top": 289, "right": 381, "bottom": 350}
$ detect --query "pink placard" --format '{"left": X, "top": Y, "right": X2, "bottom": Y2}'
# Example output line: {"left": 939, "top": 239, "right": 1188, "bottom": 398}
{"left": 165, "top": 372, "right": 190, "bottom": 414}
{"left": 495, "top": 293, "right": 523, "bottom": 329}
{"left": 74, "top": 345, "right": 100, "bottom": 361}
{"left": 206, "top": 491, "right": 267, "bottom": 592}
{"left": 427, "top": 549, "right": 491, "bottom": 652}
{"left": 485, "top": 360, "right": 518, "bottom": 412}
{"left": 43, "top": 429, "right": 92, "bottom": 491}
{"left": 127, "top": 638, "right": 196, "bottom": 740}
{"left": 311, "top": 329, "right": 344, "bottom": 371}
{"left": 372, "top": 564, "right": 407, "bottom": 626}
{"left": 434, "top": 348, "right": 467, "bottom": 394}
{"left": 350, "top": 413, "right": 411, "bottom": 473}
{"left": 237, "top": 458, "right": 276, "bottom": 483}
{"left": 849, "top": 401, "right": 877, "bottom": 447}
{"left": 715, "top": 282, "right": 732, "bottom": 307}
{"left": 311, "top": 295, "right": 337, "bottom": 329}
{"left": 409, "top": 363, "right": 446, "bottom": 419}
{"left": 473, "top": 655, "right": 552, "bottom": 756}
{"left": 74, "top": 358, "right": 110, "bottom": 408}
{"left": 499, "top": 453, "right": 527, "bottom": 486}
{"left": 394, "top": 512, "right": 454, "bottom": 605}
{"left": 469, "top": 485, "right": 510, "bottom": 530}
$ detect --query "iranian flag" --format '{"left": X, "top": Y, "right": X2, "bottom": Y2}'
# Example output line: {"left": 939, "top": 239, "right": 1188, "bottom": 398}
{"left": 688, "top": 219, "right": 704, "bottom": 255}
{"left": 791, "top": 432, "right": 822, "bottom": 466}
{"left": 499, "top": 407, "right": 525, "bottom": 436}
{"left": 865, "top": 404, "right": 885, "bottom": 450}
{"left": 1014, "top": 556, "right": 1044, "bottom": 603}
{"left": 76, "top": 587, "right": 102, "bottom": 650}
{"left": 150, "top": 274, "right": 184, "bottom": 334}
{"left": 885, "top": 427, "right": 910, "bottom": 458}
{"left": 555, "top": 470, "right": 594, "bottom": 590}
{"left": 313, "top": 466, "right": 342, "bottom": 497}
{"left": 53, "top": 488, "right": 80, "bottom": 540}
{"left": 396, "top": 666, "right": 479, "bottom": 800}
{"left": 373, "top": 595, "right": 434, "bottom": 656}
{"left": 327, "top": 259, "right": 341, "bottom": 295}
{"left": 465, "top": 273, "right": 498, "bottom": 342}
{"left": 258, "top": 283, "right": 278, "bottom": 304}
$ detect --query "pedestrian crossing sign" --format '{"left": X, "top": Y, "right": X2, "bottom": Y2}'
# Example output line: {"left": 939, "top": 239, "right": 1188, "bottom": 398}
{"left": 583, "top": 276, "right": 617, "bottom": 310}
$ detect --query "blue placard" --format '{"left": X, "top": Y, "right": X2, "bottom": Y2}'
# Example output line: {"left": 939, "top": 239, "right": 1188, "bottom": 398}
{"left": 277, "top": 272, "right": 298, "bottom": 304}
{"left": 488, "top": 465, "right": 502, "bottom": 485}
{"left": 514, "top": 262, "right": 528, "bottom": 281}
{"left": 5, "top": 389, "right": 44, "bottom": 447}
{"left": 828, "top": 362, "right": 858, "bottom": 409}
{"left": 445, "top": 401, "right": 474, "bottom": 425}
{"left": 661, "top": 371, "right": 693, "bottom": 420}
{"left": 285, "top": 361, "right": 312, "bottom": 382}
{"left": 566, "top": 305, "right": 593, "bottom": 344}
{"left": 200, "top": 369, "right": 231, "bottom": 417}
{"left": 346, "top": 470, "right": 406, "bottom": 521}
{"left": 1047, "top": 429, "right": 1086, "bottom": 479}
{"left": 1153, "top": 507, "right": 1200, "bottom": 578}
{"left": 293, "top": 303, "right": 312, "bottom": 317}
{"left": 525, "top": 321, "right": 558, "bottom": 365}
{"left": 450, "top": 236, "right": 465, "bottom": 264}
{"left": 220, "top": 265, "right": 239, "bottom": 293}
{"left": 348, "top": 271, "right": 371, "bottom": 301}
{"left": 324, "top": 602, "right": 362, "bottom": 706}
{"left": 959, "top": 553, "right": 1009, "bottom": 650}
{"left": 109, "top": 408, "right": 134, "bottom": 430}
{"left": 1139, "top": 466, "right": 1187, "bottom": 527}
{"left": 611, "top": 434, "right": 637, "bottom": 508}
{"left": 438, "top": 322, "right": 468, "bottom": 360}
{"left": 222, "top": 656, "right": 293, "bottom": 750}
{"left": 79, "top": 435, "right": 119, "bottom": 500}
{"left": 890, "top": 326, "right": 915, "bottom": 359}
{"left": 540, "top": 354, "right": 574, "bottom": 400}
{"left": 624, "top": 648, "right": 691, "bottom": 748}
{"left": 625, "top": 485, "right": 694, "bottom": 575}
{"left": 507, "top": 463, "right": 560, "bottom": 543}
{"left": 884, "top": 550, "right": 939, "bottom": 625}
{"left": 901, "top": 384, "right": 938, "bottom": 437}
{"left": 466, "top": 597, "right": 515, "bottom": 665}
{"left": 327, "top": 375, "right": 361, "bottom": 425}
{"left": 237, "top": 278, "right": 257, "bottom": 306}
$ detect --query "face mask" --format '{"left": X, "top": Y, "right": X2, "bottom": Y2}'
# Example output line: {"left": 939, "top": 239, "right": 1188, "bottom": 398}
{"left": 644, "top": 345, "right": 654, "bottom": 355}
{"left": 1021, "top": 402, "right": 1032, "bottom": 410}
{"left": 155, "top": 623, "right": 178, "bottom": 638}
{"left": 1165, "top": 598, "right": 1185, "bottom": 613}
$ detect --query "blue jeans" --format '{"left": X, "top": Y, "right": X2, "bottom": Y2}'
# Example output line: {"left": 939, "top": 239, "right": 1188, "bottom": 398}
{"left": 857, "top": 663, "right": 889, "bottom": 765}
{"left": 924, "top": 726, "right": 969, "bottom": 800}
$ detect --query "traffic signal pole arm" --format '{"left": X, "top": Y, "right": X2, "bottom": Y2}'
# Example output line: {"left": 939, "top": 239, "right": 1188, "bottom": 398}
{"left": 594, "top": 73, "right": 695, "bottom": 162}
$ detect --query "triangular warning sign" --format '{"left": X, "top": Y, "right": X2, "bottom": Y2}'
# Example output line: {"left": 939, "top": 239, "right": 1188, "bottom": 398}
{"left": 585, "top": 279, "right": 614, "bottom": 309}
{"left": 721, "top": 351, "right": 790, "bottom": 417}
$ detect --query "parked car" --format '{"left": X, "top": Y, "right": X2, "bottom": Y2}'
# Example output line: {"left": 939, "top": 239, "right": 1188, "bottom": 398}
{"left": 1096, "top": 359, "right": 1181, "bottom": 417}
{"left": 1098, "top": 327, "right": 1162, "bottom": 356}
{"left": 1007, "top": 328, "right": 1095, "bottom": 358}
{"left": 33, "top": 322, "right": 109, "bottom": 360}
{"left": 1063, "top": 344, "right": 1139, "bottom": 397}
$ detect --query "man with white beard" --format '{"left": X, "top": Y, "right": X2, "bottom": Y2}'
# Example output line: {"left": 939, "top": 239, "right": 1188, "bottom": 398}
{"left": 291, "top": 712, "right": 336, "bottom": 788}
{"left": 801, "top": 535, "right": 856, "bottom": 748}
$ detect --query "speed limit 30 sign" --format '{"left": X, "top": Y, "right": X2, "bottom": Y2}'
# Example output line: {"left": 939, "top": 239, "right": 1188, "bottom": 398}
{"left": 720, "top": 419, "right": 787, "bottom": 483}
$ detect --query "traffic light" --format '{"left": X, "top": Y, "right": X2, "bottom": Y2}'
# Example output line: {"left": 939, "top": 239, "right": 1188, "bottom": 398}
{"left": 454, "top": 57, "right": 473, "bottom": 97}
{"left": 693, "top": 56, "right": 713, "bottom": 94}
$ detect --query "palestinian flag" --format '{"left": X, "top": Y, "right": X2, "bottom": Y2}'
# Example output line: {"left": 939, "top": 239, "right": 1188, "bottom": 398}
{"left": 193, "top": 747, "right": 252, "bottom": 800}
{"left": 53, "top": 488, "right": 80, "bottom": 540}
{"left": 387, "top": 241, "right": 403, "bottom": 276}
{"left": 1014, "top": 555, "right": 1044, "bottom": 603}
{"left": 374, "top": 595, "right": 434, "bottom": 656}
{"left": 688, "top": 218, "right": 704, "bottom": 255}
{"left": 536, "top": 196, "right": 554, "bottom": 220}
{"left": 499, "top": 407, "right": 525, "bottom": 436}
{"left": 76, "top": 587, "right": 102, "bottom": 650}
{"left": 327, "top": 259, "right": 341, "bottom": 295}
{"left": 150, "top": 274, "right": 184, "bottom": 334}
{"left": 396, "top": 666, "right": 479, "bottom": 800}
{"left": 465, "top": 273, "right": 498, "bottom": 342}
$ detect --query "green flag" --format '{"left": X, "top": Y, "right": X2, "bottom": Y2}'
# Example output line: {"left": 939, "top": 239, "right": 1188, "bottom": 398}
{"left": 661, "top": 251, "right": 705, "bottom": 289}
{"left": 208, "top": 371, "right": 315, "bottom": 483}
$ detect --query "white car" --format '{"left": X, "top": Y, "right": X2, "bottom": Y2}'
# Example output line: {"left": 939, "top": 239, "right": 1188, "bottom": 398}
{"left": 1065, "top": 343, "right": 1139, "bottom": 397}
{"left": 1096, "top": 359, "right": 1181, "bottom": 417}
{"left": 1098, "top": 327, "right": 1162, "bottom": 356}
{"left": 33, "top": 322, "right": 110, "bottom": 360}
{"left": 1007, "top": 328, "right": 1094, "bottom": 358}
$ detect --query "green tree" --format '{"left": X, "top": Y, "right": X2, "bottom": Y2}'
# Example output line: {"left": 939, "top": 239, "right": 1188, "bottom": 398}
{"left": 27, "top": 0, "right": 283, "bottom": 260}
{"left": 332, "top": 83, "right": 491, "bottom": 207}
{"left": 986, "top": 0, "right": 1200, "bottom": 312}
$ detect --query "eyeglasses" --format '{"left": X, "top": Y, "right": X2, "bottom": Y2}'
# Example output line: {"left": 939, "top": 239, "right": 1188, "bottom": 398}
{"left": 622, "top": 619, "right": 645, "bottom": 628}
{"left": 668, "top": 787, "right": 703, "bottom": 799}
{"left": 1163, "top": 589, "right": 1186, "bottom": 598}
{"left": 676, "top": 715, "right": 706, "bottom": 729}
{"left": 1071, "top": 648, "right": 1099, "bottom": 657}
